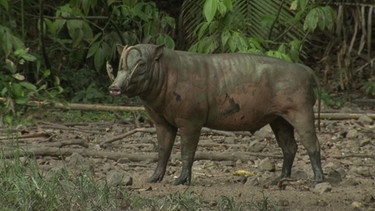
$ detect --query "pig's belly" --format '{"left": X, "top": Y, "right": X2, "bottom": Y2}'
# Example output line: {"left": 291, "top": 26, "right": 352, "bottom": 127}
{"left": 204, "top": 112, "right": 277, "bottom": 133}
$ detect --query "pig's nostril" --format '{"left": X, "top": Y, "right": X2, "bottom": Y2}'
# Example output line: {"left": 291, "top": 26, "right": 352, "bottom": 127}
{"left": 109, "top": 86, "right": 121, "bottom": 96}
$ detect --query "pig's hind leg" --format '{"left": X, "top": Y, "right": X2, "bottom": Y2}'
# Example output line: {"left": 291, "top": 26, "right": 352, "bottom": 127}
{"left": 284, "top": 109, "right": 324, "bottom": 185}
{"left": 270, "top": 117, "right": 297, "bottom": 185}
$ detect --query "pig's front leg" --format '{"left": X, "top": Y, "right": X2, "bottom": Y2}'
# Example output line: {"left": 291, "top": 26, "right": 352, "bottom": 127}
{"left": 148, "top": 123, "right": 177, "bottom": 183}
{"left": 173, "top": 125, "right": 202, "bottom": 185}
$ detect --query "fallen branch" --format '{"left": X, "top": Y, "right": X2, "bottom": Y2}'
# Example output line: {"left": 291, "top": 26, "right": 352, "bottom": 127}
{"left": 100, "top": 127, "right": 248, "bottom": 148}
{"left": 0, "top": 131, "right": 53, "bottom": 141}
{"left": 0, "top": 97, "right": 373, "bottom": 120}
{"left": 100, "top": 127, "right": 156, "bottom": 148}
{"left": 318, "top": 112, "right": 375, "bottom": 120}
{"left": 331, "top": 153, "right": 375, "bottom": 159}
{"left": 43, "top": 140, "right": 89, "bottom": 148}
{"left": 0, "top": 97, "right": 145, "bottom": 112}
{"left": 40, "top": 121, "right": 100, "bottom": 134}
{"left": 2, "top": 147, "right": 283, "bottom": 161}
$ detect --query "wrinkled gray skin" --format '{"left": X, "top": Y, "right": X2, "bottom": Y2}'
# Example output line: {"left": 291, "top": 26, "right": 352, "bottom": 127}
{"left": 109, "top": 44, "right": 324, "bottom": 186}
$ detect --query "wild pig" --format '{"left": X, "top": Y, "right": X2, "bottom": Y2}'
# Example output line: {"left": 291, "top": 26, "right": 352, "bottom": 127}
{"left": 109, "top": 44, "right": 324, "bottom": 185}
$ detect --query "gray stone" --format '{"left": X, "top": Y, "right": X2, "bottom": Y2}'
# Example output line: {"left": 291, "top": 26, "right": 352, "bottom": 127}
{"left": 358, "top": 115, "right": 373, "bottom": 124}
{"left": 225, "top": 136, "right": 236, "bottom": 144}
{"left": 360, "top": 139, "right": 371, "bottom": 147}
{"left": 313, "top": 182, "right": 332, "bottom": 194}
{"left": 350, "top": 166, "right": 372, "bottom": 177}
{"left": 341, "top": 176, "right": 361, "bottom": 186}
{"left": 245, "top": 177, "right": 259, "bottom": 186}
{"left": 66, "top": 152, "right": 93, "bottom": 176}
{"left": 346, "top": 129, "right": 359, "bottom": 139}
{"left": 351, "top": 201, "right": 363, "bottom": 209}
{"left": 107, "top": 170, "right": 133, "bottom": 186}
{"left": 248, "top": 140, "right": 267, "bottom": 152}
{"left": 253, "top": 125, "right": 272, "bottom": 139}
{"left": 258, "top": 158, "right": 275, "bottom": 172}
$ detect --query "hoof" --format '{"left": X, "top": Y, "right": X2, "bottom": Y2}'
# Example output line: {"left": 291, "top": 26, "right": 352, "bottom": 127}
{"left": 147, "top": 175, "right": 163, "bottom": 183}
{"left": 173, "top": 177, "right": 190, "bottom": 186}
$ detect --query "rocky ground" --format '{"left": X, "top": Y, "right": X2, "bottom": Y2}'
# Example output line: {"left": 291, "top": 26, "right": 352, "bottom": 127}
{"left": 2, "top": 109, "right": 375, "bottom": 210}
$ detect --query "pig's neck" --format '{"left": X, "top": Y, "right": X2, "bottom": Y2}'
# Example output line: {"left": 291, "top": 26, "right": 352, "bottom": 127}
{"left": 139, "top": 58, "right": 171, "bottom": 109}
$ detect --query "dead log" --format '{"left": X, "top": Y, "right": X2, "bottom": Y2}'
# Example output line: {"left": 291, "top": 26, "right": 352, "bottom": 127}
{"left": 318, "top": 112, "right": 375, "bottom": 120}
{"left": 331, "top": 153, "right": 375, "bottom": 159}
{"left": 0, "top": 97, "right": 144, "bottom": 112}
{"left": 0, "top": 131, "right": 53, "bottom": 141}
{"left": 2, "top": 147, "right": 283, "bottom": 162}
{"left": 0, "top": 97, "right": 374, "bottom": 120}
{"left": 100, "top": 128, "right": 156, "bottom": 148}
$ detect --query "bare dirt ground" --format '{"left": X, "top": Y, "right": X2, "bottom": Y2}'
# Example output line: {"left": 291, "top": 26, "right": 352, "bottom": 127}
{"left": 4, "top": 108, "right": 375, "bottom": 210}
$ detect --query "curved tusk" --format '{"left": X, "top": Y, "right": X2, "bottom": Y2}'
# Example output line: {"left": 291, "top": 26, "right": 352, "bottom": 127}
{"left": 118, "top": 45, "right": 128, "bottom": 70}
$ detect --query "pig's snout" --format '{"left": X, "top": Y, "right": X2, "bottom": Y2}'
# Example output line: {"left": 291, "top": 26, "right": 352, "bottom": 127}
{"left": 109, "top": 85, "right": 121, "bottom": 96}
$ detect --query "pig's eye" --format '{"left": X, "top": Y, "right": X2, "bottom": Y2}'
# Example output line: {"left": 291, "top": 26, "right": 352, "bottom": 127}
{"left": 138, "top": 61, "right": 145, "bottom": 67}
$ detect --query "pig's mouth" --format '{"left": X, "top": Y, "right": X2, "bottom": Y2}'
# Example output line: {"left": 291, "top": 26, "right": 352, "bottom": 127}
{"left": 109, "top": 87, "right": 121, "bottom": 96}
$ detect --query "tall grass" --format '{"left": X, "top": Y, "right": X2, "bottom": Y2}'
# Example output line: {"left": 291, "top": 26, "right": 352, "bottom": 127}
{"left": 0, "top": 146, "right": 130, "bottom": 210}
{"left": 0, "top": 135, "right": 280, "bottom": 210}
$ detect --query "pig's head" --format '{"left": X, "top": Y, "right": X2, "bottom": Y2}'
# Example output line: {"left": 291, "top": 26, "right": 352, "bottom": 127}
{"left": 109, "top": 44, "right": 164, "bottom": 98}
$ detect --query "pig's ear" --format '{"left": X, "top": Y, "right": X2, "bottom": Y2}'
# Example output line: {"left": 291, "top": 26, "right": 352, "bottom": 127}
{"left": 153, "top": 44, "right": 164, "bottom": 61}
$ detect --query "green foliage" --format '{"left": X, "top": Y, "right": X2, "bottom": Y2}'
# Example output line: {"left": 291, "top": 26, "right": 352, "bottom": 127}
{"left": 362, "top": 81, "right": 375, "bottom": 97}
{"left": 188, "top": 0, "right": 336, "bottom": 62}
{"left": 0, "top": 34, "right": 62, "bottom": 125}
{"left": 41, "top": 0, "right": 175, "bottom": 102}
{"left": 0, "top": 0, "right": 176, "bottom": 125}
{"left": 320, "top": 89, "right": 345, "bottom": 108}
{"left": 302, "top": 5, "right": 335, "bottom": 32}
{"left": 0, "top": 149, "right": 128, "bottom": 210}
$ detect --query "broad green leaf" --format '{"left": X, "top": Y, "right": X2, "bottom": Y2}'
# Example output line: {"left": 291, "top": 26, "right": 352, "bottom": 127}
{"left": 107, "top": 0, "right": 117, "bottom": 6}
{"left": 20, "top": 82, "right": 37, "bottom": 91}
{"left": 248, "top": 38, "right": 263, "bottom": 51}
{"left": 15, "top": 97, "right": 29, "bottom": 104}
{"left": 156, "top": 35, "right": 175, "bottom": 49}
{"left": 197, "top": 22, "right": 210, "bottom": 39}
{"left": 0, "top": 0, "right": 8, "bottom": 10}
{"left": 203, "top": 0, "right": 217, "bottom": 23}
{"left": 222, "top": 0, "right": 233, "bottom": 11}
{"left": 87, "top": 41, "right": 100, "bottom": 58}
{"left": 94, "top": 46, "right": 105, "bottom": 71}
{"left": 5, "top": 115, "right": 12, "bottom": 125}
{"left": 67, "top": 20, "right": 83, "bottom": 42}
{"left": 266, "top": 50, "right": 291, "bottom": 62}
{"left": 43, "top": 69, "right": 51, "bottom": 78}
{"left": 299, "top": 0, "right": 309, "bottom": 11}
{"left": 228, "top": 34, "right": 237, "bottom": 52}
{"left": 217, "top": 1, "right": 227, "bottom": 17}
{"left": 303, "top": 7, "right": 319, "bottom": 31}
{"left": 53, "top": 19, "right": 66, "bottom": 35}
{"left": 221, "top": 30, "right": 230, "bottom": 47}
{"left": 2, "top": 31, "right": 12, "bottom": 57}
{"left": 208, "top": 21, "right": 219, "bottom": 34}
{"left": 82, "top": 0, "right": 91, "bottom": 15}
{"left": 82, "top": 22, "right": 94, "bottom": 40}
{"left": 54, "top": 76, "right": 61, "bottom": 86}
{"left": 5, "top": 59, "right": 16, "bottom": 74}
{"left": 290, "top": 0, "right": 298, "bottom": 10}
{"left": 164, "top": 36, "right": 175, "bottom": 49}
{"left": 17, "top": 51, "right": 37, "bottom": 62}
{"left": 11, "top": 83, "right": 24, "bottom": 97}
{"left": 1, "top": 87, "right": 8, "bottom": 96}
{"left": 37, "top": 84, "right": 47, "bottom": 91}
{"left": 261, "top": 15, "right": 275, "bottom": 28}
{"left": 101, "top": 42, "right": 112, "bottom": 60}
{"left": 12, "top": 73, "right": 25, "bottom": 81}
